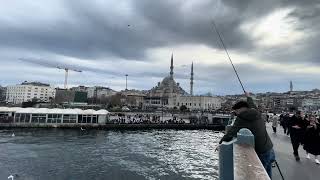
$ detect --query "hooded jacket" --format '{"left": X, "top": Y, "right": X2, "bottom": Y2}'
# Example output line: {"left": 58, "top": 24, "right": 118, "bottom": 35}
{"left": 219, "top": 97, "right": 273, "bottom": 154}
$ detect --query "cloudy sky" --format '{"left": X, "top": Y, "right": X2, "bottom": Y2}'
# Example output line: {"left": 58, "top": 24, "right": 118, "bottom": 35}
{"left": 0, "top": 0, "right": 319, "bottom": 95}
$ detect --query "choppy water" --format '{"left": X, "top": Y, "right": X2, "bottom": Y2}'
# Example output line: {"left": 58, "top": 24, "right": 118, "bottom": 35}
{"left": 0, "top": 129, "right": 222, "bottom": 180}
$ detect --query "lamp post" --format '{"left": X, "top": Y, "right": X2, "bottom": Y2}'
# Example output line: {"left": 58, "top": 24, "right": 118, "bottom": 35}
{"left": 125, "top": 74, "right": 128, "bottom": 90}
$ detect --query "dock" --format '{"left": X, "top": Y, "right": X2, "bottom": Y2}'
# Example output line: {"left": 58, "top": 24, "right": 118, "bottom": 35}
{"left": 0, "top": 123, "right": 225, "bottom": 130}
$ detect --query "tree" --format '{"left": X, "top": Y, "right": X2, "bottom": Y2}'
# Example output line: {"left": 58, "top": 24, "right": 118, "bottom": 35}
{"left": 179, "top": 105, "right": 188, "bottom": 112}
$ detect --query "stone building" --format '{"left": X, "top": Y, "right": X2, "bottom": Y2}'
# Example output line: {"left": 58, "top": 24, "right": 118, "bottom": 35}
{"left": 6, "top": 81, "right": 55, "bottom": 104}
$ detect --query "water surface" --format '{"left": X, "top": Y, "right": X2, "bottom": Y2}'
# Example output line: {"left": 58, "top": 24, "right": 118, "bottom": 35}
{"left": 0, "top": 129, "right": 222, "bottom": 180}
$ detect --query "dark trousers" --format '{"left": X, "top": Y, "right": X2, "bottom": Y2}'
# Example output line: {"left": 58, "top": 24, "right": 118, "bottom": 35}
{"left": 290, "top": 130, "right": 303, "bottom": 156}
{"left": 283, "top": 126, "right": 287, "bottom": 134}
{"left": 286, "top": 127, "right": 290, "bottom": 135}
{"left": 272, "top": 126, "right": 277, "bottom": 133}
{"left": 258, "top": 148, "right": 276, "bottom": 179}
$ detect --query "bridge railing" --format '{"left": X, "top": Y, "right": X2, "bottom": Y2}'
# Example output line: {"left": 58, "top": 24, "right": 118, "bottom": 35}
{"left": 219, "top": 128, "right": 270, "bottom": 180}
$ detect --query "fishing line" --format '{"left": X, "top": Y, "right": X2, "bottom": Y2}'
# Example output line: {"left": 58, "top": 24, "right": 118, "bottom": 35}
{"left": 209, "top": 19, "right": 246, "bottom": 93}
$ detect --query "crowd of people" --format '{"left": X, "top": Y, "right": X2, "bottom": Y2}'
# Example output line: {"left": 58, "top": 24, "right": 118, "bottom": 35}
{"left": 109, "top": 113, "right": 186, "bottom": 124}
{"left": 271, "top": 111, "right": 320, "bottom": 164}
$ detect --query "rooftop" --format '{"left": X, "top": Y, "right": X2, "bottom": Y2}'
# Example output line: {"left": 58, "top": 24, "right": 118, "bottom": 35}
{"left": 21, "top": 81, "right": 50, "bottom": 87}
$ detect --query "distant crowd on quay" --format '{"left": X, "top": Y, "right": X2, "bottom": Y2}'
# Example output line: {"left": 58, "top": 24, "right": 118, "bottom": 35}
{"left": 108, "top": 113, "right": 187, "bottom": 124}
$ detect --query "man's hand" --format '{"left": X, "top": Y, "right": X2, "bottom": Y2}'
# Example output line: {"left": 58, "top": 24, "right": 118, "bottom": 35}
{"left": 292, "top": 125, "right": 301, "bottom": 129}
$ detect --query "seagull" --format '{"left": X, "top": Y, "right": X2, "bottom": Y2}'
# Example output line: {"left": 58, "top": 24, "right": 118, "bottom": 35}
{"left": 8, "top": 175, "right": 14, "bottom": 180}
{"left": 11, "top": 133, "right": 15, "bottom": 137}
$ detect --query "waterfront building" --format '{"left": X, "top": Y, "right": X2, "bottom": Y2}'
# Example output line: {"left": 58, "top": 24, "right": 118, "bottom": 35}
{"left": 55, "top": 89, "right": 88, "bottom": 104}
{"left": 120, "top": 90, "right": 146, "bottom": 108}
{"left": 70, "top": 85, "right": 88, "bottom": 92}
{"left": 0, "top": 86, "right": 6, "bottom": 102}
{"left": 6, "top": 81, "right": 55, "bottom": 104}
{"left": 87, "top": 86, "right": 117, "bottom": 98}
{"left": 0, "top": 107, "right": 108, "bottom": 124}
{"left": 301, "top": 98, "right": 320, "bottom": 111}
{"left": 174, "top": 95, "right": 222, "bottom": 111}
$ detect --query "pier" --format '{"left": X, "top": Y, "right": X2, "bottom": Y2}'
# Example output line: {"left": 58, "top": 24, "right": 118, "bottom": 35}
{"left": 0, "top": 123, "right": 225, "bottom": 130}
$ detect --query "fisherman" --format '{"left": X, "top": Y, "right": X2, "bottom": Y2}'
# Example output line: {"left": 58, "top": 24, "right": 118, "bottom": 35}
{"left": 218, "top": 92, "right": 275, "bottom": 178}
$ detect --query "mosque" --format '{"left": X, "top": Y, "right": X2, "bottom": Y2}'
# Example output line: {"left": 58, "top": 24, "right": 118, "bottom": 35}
{"left": 144, "top": 54, "right": 221, "bottom": 110}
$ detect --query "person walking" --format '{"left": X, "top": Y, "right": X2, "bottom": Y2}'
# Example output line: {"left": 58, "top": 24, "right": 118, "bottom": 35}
{"left": 219, "top": 92, "right": 275, "bottom": 178}
{"left": 303, "top": 115, "right": 320, "bottom": 164}
{"left": 289, "top": 111, "right": 306, "bottom": 161}
{"left": 271, "top": 113, "right": 278, "bottom": 133}
{"left": 283, "top": 113, "right": 291, "bottom": 136}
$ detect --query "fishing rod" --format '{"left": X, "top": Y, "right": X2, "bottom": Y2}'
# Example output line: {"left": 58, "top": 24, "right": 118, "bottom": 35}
{"left": 275, "top": 160, "right": 285, "bottom": 180}
{"left": 210, "top": 19, "right": 246, "bottom": 93}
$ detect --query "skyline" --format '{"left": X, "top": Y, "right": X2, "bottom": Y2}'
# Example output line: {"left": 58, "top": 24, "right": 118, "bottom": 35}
{"left": 1, "top": 0, "right": 320, "bottom": 95}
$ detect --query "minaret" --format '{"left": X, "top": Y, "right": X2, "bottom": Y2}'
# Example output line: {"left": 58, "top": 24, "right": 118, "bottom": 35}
{"left": 170, "top": 53, "right": 174, "bottom": 79}
{"left": 290, "top": 80, "right": 293, "bottom": 92}
{"left": 190, "top": 62, "right": 194, "bottom": 96}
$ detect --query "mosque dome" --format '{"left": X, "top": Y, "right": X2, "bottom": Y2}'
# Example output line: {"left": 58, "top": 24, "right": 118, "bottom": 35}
{"left": 148, "top": 54, "right": 188, "bottom": 97}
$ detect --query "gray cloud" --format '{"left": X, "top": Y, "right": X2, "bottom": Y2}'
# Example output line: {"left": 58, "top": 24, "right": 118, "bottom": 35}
{"left": 1, "top": 0, "right": 320, "bottom": 94}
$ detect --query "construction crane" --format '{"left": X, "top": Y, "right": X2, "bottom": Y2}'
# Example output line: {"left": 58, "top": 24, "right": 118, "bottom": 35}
{"left": 56, "top": 66, "right": 82, "bottom": 89}
{"left": 19, "top": 58, "right": 82, "bottom": 89}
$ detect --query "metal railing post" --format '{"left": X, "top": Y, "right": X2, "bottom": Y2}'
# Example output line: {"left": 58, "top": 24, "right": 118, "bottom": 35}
{"left": 219, "top": 139, "right": 236, "bottom": 180}
{"left": 236, "top": 128, "right": 254, "bottom": 146}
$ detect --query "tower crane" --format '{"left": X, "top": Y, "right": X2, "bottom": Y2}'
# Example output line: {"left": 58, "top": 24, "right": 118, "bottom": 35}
{"left": 56, "top": 66, "right": 82, "bottom": 89}
{"left": 19, "top": 58, "right": 82, "bottom": 89}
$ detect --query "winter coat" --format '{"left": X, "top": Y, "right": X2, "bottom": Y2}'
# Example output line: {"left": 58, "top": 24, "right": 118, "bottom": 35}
{"left": 303, "top": 123, "right": 320, "bottom": 155}
{"left": 219, "top": 97, "right": 273, "bottom": 154}
{"left": 272, "top": 116, "right": 278, "bottom": 127}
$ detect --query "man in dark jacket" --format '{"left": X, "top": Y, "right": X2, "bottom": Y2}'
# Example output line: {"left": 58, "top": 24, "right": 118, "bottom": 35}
{"left": 289, "top": 111, "right": 306, "bottom": 161}
{"left": 219, "top": 92, "right": 274, "bottom": 178}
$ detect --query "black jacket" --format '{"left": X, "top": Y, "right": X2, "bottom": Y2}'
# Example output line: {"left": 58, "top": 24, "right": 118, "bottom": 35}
{"left": 219, "top": 97, "right": 273, "bottom": 154}
{"left": 289, "top": 115, "right": 306, "bottom": 133}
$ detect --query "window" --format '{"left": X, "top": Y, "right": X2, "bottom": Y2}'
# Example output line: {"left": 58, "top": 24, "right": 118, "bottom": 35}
{"left": 15, "top": 113, "right": 30, "bottom": 123}
{"left": 31, "top": 114, "right": 46, "bottom": 123}
{"left": 63, "top": 114, "right": 77, "bottom": 123}
{"left": 92, "top": 115, "right": 97, "bottom": 123}
{"left": 78, "top": 115, "right": 97, "bottom": 123}
{"left": 83, "top": 115, "right": 92, "bottom": 123}
{"left": 47, "top": 114, "right": 62, "bottom": 123}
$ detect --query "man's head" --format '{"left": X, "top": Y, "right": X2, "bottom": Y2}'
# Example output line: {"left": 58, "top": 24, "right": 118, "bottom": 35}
{"left": 232, "top": 101, "right": 249, "bottom": 115}
{"left": 296, "top": 111, "right": 303, "bottom": 117}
